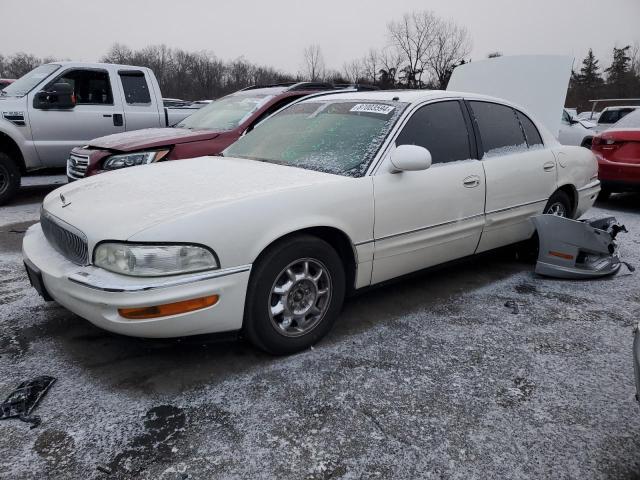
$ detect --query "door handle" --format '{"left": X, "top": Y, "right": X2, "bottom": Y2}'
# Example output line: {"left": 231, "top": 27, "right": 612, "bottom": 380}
{"left": 463, "top": 175, "right": 481, "bottom": 188}
{"left": 543, "top": 161, "right": 556, "bottom": 171}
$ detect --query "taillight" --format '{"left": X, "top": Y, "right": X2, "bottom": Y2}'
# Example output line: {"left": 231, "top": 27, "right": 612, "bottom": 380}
{"left": 594, "top": 137, "right": 623, "bottom": 151}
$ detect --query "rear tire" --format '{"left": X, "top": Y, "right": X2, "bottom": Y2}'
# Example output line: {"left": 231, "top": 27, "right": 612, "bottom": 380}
{"left": 0, "top": 152, "right": 20, "bottom": 206}
{"left": 543, "top": 190, "right": 572, "bottom": 218}
{"left": 244, "top": 235, "right": 346, "bottom": 355}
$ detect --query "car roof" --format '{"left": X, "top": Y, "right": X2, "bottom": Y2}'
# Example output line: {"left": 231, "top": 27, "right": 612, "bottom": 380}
{"left": 230, "top": 86, "right": 290, "bottom": 97}
{"left": 296, "top": 89, "right": 524, "bottom": 109}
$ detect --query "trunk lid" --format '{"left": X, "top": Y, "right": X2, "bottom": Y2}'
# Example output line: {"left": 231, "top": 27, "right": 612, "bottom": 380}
{"left": 447, "top": 55, "right": 573, "bottom": 138}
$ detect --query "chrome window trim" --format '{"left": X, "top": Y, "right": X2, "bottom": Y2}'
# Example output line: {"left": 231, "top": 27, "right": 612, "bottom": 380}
{"left": 68, "top": 264, "right": 251, "bottom": 292}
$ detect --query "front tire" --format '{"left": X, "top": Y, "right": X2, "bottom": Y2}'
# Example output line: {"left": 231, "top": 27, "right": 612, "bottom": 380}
{"left": 543, "top": 190, "right": 572, "bottom": 218}
{"left": 0, "top": 152, "right": 21, "bottom": 206}
{"left": 244, "top": 235, "right": 346, "bottom": 355}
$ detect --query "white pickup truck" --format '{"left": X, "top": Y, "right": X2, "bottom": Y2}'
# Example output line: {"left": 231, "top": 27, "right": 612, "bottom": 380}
{"left": 0, "top": 62, "right": 194, "bottom": 204}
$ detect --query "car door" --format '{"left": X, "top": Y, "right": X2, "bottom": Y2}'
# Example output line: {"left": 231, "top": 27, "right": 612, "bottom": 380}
{"left": 371, "top": 100, "right": 486, "bottom": 284}
{"left": 468, "top": 100, "right": 558, "bottom": 253}
{"left": 117, "top": 70, "right": 164, "bottom": 130}
{"left": 28, "top": 68, "right": 126, "bottom": 166}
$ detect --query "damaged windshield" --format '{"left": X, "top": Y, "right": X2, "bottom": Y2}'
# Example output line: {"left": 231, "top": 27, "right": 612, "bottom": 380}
{"left": 224, "top": 99, "right": 407, "bottom": 176}
{"left": 176, "top": 93, "right": 273, "bottom": 131}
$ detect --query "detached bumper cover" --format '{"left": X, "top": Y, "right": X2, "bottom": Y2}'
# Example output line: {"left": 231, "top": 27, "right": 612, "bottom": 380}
{"left": 22, "top": 224, "right": 250, "bottom": 338}
{"left": 532, "top": 214, "right": 627, "bottom": 279}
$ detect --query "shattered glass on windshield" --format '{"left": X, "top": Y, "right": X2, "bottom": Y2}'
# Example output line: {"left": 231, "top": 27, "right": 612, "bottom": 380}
{"left": 224, "top": 99, "right": 408, "bottom": 177}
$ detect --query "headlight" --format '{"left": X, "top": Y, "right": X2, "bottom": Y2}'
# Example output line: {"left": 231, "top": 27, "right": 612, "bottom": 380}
{"left": 93, "top": 243, "right": 219, "bottom": 277}
{"left": 102, "top": 150, "right": 169, "bottom": 170}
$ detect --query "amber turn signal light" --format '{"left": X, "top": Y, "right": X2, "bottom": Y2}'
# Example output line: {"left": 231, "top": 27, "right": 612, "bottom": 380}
{"left": 119, "top": 295, "right": 219, "bottom": 320}
{"left": 548, "top": 251, "right": 575, "bottom": 260}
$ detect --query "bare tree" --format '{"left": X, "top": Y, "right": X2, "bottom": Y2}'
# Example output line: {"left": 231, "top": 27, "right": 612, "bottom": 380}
{"left": 102, "top": 43, "right": 134, "bottom": 64}
{"left": 631, "top": 42, "right": 640, "bottom": 77}
{"left": 302, "top": 45, "right": 325, "bottom": 81}
{"left": 361, "top": 49, "right": 379, "bottom": 84}
{"left": 378, "top": 47, "right": 403, "bottom": 88}
{"left": 3, "top": 53, "right": 42, "bottom": 78}
{"left": 487, "top": 51, "right": 503, "bottom": 58}
{"left": 342, "top": 59, "right": 365, "bottom": 84}
{"left": 387, "top": 11, "right": 439, "bottom": 88}
{"left": 427, "top": 20, "right": 472, "bottom": 89}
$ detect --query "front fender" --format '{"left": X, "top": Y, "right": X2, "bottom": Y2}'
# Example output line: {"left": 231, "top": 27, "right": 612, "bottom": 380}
{"left": 128, "top": 176, "right": 375, "bottom": 269}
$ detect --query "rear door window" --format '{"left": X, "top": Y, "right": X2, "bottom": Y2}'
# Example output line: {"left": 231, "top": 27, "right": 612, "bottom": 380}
{"left": 395, "top": 100, "right": 472, "bottom": 164}
{"left": 516, "top": 111, "right": 543, "bottom": 147}
{"left": 119, "top": 71, "right": 151, "bottom": 105}
{"left": 469, "top": 101, "right": 527, "bottom": 158}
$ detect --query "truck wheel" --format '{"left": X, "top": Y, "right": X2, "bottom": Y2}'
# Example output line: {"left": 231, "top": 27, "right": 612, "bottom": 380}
{"left": 0, "top": 152, "right": 21, "bottom": 206}
{"left": 244, "top": 235, "right": 345, "bottom": 355}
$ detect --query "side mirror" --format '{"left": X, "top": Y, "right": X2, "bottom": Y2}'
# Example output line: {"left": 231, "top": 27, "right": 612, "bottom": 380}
{"left": 34, "top": 82, "right": 76, "bottom": 109}
{"left": 389, "top": 144, "right": 432, "bottom": 173}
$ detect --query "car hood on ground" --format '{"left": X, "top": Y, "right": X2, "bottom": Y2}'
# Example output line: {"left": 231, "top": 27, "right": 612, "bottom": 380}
{"left": 87, "top": 128, "right": 221, "bottom": 152}
{"left": 43, "top": 157, "right": 346, "bottom": 241}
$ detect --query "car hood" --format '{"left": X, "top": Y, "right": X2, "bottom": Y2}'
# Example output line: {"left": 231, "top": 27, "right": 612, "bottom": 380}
{"left": 43, "top": 156, "right": 346, "bottom": 241}
{"left": 88, "top": 128, "right": 221, "bottom": 152}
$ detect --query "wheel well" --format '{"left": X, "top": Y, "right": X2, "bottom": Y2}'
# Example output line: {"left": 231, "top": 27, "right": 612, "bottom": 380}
{"left": 556, "top": 184, "right": 578, "bottom": 217}
{"left": 0, "top": 132, "right": 25, "bottom": 174}
{"left": 256, "top": 227, "right": 358, "bottom": 293}
{"left": 581, "top": 136, "right": 593, "bottom": 149}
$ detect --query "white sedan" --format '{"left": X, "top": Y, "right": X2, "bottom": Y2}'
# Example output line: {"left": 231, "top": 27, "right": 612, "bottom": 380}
{"left": 23, "top": 90, "right": 600, "bottom": 354}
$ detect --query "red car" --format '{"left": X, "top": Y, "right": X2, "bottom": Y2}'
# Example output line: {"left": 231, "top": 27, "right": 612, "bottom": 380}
{"left": 67, "top": 82, "right": 345, "bottom": 181}
{"left": 592, "top": 109, "right": 640, "bottom": 200}
{"left": 0, "top": 79, "right": 15, "bottom": 90}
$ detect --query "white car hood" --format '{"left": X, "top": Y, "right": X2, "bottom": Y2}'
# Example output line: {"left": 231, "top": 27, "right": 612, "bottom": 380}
{"left": 447, "top": 55, "right": 573, "bottom": 138}
{"left": 43, "top": 156, "right": 345, "bottom": 240}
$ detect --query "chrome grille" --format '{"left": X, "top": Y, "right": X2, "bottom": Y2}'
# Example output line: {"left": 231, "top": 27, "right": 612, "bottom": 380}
{"left": 40, "top": 210, "right": 89, "bottom": 265}
{"left": 67, "top": 153, "right": 89, "bottom": 180}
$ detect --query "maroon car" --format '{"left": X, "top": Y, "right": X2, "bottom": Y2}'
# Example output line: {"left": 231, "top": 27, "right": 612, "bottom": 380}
{"left": 67, "top": 83, "right": 343, "bottom": 181}
{"left": 0, "top": 79, "right": 15, "bottom": 90}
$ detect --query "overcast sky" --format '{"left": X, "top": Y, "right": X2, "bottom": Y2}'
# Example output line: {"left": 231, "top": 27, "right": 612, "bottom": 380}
{"left": 2, "top": 0, "right": 639, "bottom": 74}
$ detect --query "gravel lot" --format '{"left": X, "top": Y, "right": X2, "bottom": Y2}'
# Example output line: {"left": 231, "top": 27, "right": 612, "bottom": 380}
{"left": 1, "top": 176, "right": 639, "bottom": 479}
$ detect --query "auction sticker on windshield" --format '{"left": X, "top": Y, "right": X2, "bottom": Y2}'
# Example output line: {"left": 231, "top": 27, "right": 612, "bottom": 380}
{"left": 350, "top": 104, "right": 396, "bottom": 115}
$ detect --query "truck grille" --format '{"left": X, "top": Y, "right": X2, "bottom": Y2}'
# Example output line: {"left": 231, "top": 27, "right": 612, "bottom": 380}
{"left": 67, "top": 153, "right": 89, "bottom": 180}
{"left": 40, "top": 210, "right": 89, "bottom": 265}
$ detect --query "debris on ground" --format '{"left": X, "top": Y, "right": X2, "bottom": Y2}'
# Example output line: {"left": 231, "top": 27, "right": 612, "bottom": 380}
{"left": 0, "top": 376, "right": 56, "bottom": 428}
{"left": 504, "top": 300, "right": 520, "bottom": 314}
{"left": 532, "top": 215, "right": 632, "bottom": 279}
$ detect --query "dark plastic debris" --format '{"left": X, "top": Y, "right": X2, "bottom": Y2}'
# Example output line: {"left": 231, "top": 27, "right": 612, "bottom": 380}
{"left": 504, "top": 300, "right": 520, "bottom": 314}
{"left": 0, "top": 376, "right": 56, "bottom": 428}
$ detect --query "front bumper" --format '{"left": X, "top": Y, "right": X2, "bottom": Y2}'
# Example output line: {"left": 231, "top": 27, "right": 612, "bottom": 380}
{"left": 22, "top": 224, "right": 251, "bottom": 338}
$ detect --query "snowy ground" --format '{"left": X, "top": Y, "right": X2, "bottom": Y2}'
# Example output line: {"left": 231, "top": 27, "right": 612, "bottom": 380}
{"left": 1, "top": 177, "right": 639, "bottom": 479}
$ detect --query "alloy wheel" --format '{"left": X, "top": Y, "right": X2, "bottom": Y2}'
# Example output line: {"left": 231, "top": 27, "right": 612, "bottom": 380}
{"left": 268, "top": 258, "right": 332, "bottom": 337}
{"left": 546, "top": 202, "right": 567, "bottom": 217}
